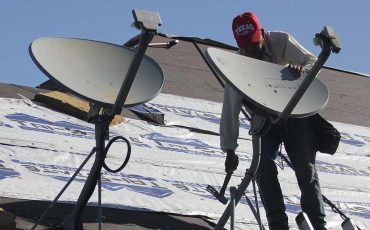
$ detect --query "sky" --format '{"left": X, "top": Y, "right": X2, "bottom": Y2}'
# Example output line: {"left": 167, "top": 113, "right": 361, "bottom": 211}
{"left": 1, "top": 1, "right": 369, "bottom": 87}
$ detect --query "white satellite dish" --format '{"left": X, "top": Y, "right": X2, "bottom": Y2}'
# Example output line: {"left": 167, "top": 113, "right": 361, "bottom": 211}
{"left": 30, "top": 37, "right": 164, "bottom": 107}
{"left": 205, "top": 47, "right": 329, "bottom": 118}
{"left": 208, "top": 26, "right": 342, "bottom": 230}
{"left": 29, "top": 9, "right": 165, "bottom": 230}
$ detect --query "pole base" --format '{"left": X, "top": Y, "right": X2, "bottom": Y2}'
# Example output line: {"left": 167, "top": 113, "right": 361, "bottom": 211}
{"left": 62, "top": 214, "right": 83, "bottom": 230}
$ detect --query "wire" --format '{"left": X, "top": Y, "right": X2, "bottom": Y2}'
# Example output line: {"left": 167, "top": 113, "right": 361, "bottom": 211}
{"left": 102, "top": 136, "right": 131, "bottom": 173}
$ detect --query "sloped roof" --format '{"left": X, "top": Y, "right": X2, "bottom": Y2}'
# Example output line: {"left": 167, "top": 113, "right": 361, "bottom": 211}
{"left": 35, "top": 34, "right": 370, "bottom": 127}
{"left": 1, "top": 34, "right": 369, "bottom": 230}
{"left": 142, "top": 35, "right": 370, "bottom": 127}
{"left": 34, "top": 36, "right": 370, "bottom": 127}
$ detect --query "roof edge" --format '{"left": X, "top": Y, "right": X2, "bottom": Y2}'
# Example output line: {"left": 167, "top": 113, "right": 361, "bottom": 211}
{"left": 156, "top": 32, "right": 238, "bottom": 50}
{"left": 323, "top": 66, "right": 369, "bottom": 78}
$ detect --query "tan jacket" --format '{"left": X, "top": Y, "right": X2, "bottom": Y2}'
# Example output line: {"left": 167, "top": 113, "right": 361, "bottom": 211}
{"left": 220, "top": 31, "right": 317, "bottom": 151}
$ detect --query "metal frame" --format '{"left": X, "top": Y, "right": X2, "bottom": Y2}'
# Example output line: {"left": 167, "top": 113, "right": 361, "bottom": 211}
{"left": 209, "top": 26, "right": 341, "bottom": 230}
{"left": 32, "top": 9, "right": 161, "bottom": 230}
{"left": 190, "top": 24, "right": 356, "bottom": 230}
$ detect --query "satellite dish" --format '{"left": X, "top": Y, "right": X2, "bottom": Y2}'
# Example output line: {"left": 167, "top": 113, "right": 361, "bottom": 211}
{"left": 30, "top": 37, "right": 164, "bottom": 107}
{"left": 205, "top": 47, "right": 328, "bottom": 118}
{"left": 29, "top": 10, "right": 166, "bottom": 230}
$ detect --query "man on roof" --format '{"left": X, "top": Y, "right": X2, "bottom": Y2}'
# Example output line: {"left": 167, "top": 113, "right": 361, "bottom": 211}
{"left": 220, "top": 12, "right": 327, "bottom": 229}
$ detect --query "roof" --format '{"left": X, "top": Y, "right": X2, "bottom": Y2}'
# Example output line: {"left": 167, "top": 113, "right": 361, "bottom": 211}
{"left": 144, "top": 34, "right": 370, "bottom": 127}
{"left": 0, "top": 34, "right": 369, "bottom": 230}
{"left": 35, "top": 34, "right": 370, "bottom": 127}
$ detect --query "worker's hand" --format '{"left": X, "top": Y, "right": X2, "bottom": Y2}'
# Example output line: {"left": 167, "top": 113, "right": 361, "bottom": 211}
{"left": 287, "top": 64, "right": 304, "bottom": 78}
{"left": 224, "top": 150, "right": 239, "bottom": 173}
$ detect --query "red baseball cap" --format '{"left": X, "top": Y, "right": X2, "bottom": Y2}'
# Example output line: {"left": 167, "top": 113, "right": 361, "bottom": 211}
{"left": 232, "top": 12, "right": 262, "bottom": 48}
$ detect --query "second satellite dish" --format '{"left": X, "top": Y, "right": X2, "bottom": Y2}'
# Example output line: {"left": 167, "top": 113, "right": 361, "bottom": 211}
{"left": 205, "top": 47, "right": 328, "bottom": 118}
{"left": 30, "top": 37, "right": 164, "bottom": 107}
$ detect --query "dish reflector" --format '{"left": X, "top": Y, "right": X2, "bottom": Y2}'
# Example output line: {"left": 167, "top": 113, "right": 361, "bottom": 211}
{"left": 30, "top": 37, "right": 164, "bottom": 107}
{"left": 205, "top": 47, "right": 328, "bottom": 117}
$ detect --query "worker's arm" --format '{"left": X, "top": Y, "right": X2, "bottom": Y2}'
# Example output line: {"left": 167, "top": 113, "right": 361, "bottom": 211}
{"left": 220, "top": 84, "right": 242, "bottom": 172}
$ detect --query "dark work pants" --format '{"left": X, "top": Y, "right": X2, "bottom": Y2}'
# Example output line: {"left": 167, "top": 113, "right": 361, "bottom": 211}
{"left": 256, "top": 118, "right": 326, "bottom": 230}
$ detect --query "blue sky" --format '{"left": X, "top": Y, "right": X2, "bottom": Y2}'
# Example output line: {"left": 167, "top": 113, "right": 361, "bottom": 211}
{"left": 1, "top": 1, "right": 369, "bottom": 87}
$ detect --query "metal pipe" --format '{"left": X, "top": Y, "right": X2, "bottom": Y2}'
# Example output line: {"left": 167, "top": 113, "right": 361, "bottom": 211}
{"left": 31, "top": 147, "right": 96, "bottom": 230}
{"left": 215, "top": 134, "right": 261, "bottom": 229}
{"left": 69, "top": 122, "right": 107, "bottom": 226}
{"left": 252, "top": 179, "right": 264, "bottom": 230}
{"left": 230, "top": 186, "right": 236, "bottom": 230}
{"left": 111, "top": 30, "right": 155, "bottom": 117}
{"left": 98, "top": 173, "right": 102, "bottom": 230}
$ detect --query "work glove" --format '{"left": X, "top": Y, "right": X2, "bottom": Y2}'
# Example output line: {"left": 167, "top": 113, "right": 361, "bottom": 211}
{"left": 287, "top": 64, "right": 304, "bottom": 78}
{"left": 224, "top": 150, "right": 239, "bottom": 173}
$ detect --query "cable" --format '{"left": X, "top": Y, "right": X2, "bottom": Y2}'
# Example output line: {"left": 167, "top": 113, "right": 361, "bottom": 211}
{"left": 102, "top": 136, "right": 131, "bottom": 173}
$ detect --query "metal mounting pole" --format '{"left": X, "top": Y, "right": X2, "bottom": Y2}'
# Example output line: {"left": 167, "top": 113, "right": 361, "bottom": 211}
{"left": 214, "top": 26, "right": 341, "bottom": 230}
{"left": 230, "top": 186, "right": 236, "bottom": 230}
{"left": 98, "top": 173, "right": 102, "bottom": 230}
{"left": 63, "top": 122, "right": 107, "bottom": 230}
{"left": 31, "top": 147, "right": 96, "bottom": 230}
{"left": 61, "top": 9, "right": 162, "bottom": 230}
{"left": 215, "top": 128, "right": 263, "bottom": 230}
{"left": 272, "top": 26, "right": 341, "bottom": 124}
